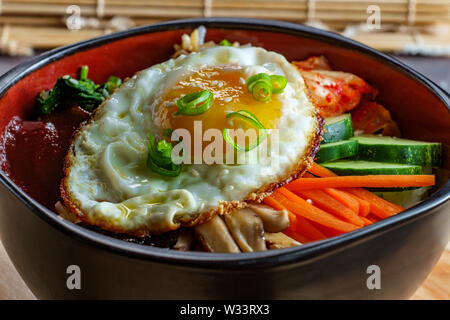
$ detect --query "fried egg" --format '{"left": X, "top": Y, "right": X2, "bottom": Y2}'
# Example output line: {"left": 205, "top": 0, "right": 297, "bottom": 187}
{"left": 61, "top": 45, "right": 321, "bottom": 236}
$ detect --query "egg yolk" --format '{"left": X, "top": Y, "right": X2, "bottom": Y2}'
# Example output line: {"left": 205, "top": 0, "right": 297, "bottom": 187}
{"left": 154, "top": 66, "right": 282, "bottom": 159}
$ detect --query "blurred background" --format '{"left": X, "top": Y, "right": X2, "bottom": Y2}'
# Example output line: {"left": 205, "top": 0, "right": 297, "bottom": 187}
{"left": 0, "top": 0, "right": 448, "bottom": 300}
{"left": 0, "top": 0, "right": 448, "bottom": 56}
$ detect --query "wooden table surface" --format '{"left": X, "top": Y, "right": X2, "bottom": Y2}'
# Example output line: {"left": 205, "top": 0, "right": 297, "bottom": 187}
{"left": 410, "top": 244, "right": 450, "bottom": 299}
{"left": 0, "top": 53, "right": 448, "bottom": 301}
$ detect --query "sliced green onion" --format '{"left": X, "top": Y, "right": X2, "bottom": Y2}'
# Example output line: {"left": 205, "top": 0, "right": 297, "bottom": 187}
{"left": 147, "top": 156, "right": 181, "bottom": 177}
{"left": 148, "top": 134, "right": 172, "bottom": 166}
{"left": 246, "top": 73, "right": 274, "bottom": 103}
{"left": 246, "top": 73, "right": 272, "bottom": 93}
{"left": 147, "top": 133, "right": 181, "bottom": 177}
{"left": 230, "top": 110, "right": 263, "bottom": 124}
{"left": 246, "top": 73, "right": 287, "bottom": 100}
{"left": 219, "top": 39, "right": 232, "bottom": 46}
{"left": 270, "top": 75, "right": 287, "bottom": 94}
{"left": 79, "top": 65, "right": 89, "bottom": 81}
{"left": 251, "top": 81, "right": 272, "bottom": 102}
{"left": 106, "top": 76, "right": 122, "bottom": 92}
{"left": 175, "top": 90, "right": 213, "bottom": 116}
{"left": 156, "top": 139, "right": 173, "bottom": 160}
{"left": 222, "top": 110, "right": 268, "bottom": 152}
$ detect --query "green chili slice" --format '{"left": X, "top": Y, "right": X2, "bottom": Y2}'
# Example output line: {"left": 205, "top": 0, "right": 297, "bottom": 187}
{"left": 175, "top": 90, "right": 214, "bottom": 116}
{"left": 222, "top": 110, "right": 268, "bottom": 152}
{"left": 270, "top": 75, "right": 287, "bottom": 94}
{"left": 147, "top": 133, "right": 181, "bottom": 177}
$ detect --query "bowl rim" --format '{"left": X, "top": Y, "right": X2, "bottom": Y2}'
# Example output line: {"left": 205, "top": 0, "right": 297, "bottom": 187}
{"left": 0, "top": 17, "right": 449, "bottom": 269}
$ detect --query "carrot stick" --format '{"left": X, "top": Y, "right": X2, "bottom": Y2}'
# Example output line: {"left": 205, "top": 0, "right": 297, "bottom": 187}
{"left": 287, "top": 175, "right": 435, "bottom": 190}
{"left": 310, "top": 222, "right": 346, "bottom": 237}
{"left": 273, "top": 189, "right": 359, "bottom": 233}
{"left": 286, "top": 213, "right": 299, "bottom": 233}
{"left": 335, "top": 190, "right": 371, "bottom": 216}
{"left": 345, "top": 188, "right": 404, "bottom": 219}
{"left": 366, "top": 214, "right": 381, "bottom": 223}
{"left": 361, "top": 216, "right": 374, "bottom": 226}
{"left": 263, "top": 196, "right": 285, "bottom": 211}
{"left": 309, "top": 166, "right": 371, "bottom": 216}
{"left": 309, "top": 162, "right": 337, "bottom": 178}
{"left": 283, "top": 230, "right": 311, "bottom": 244}
{"left": 264, "top": 196, "right": 326, "bottom": 240}
{"left": 292, "top": 189, "right": 365, "bottom": 226}
{"left": 307, "top": 162, "right": 408, "bottom": 223}
{"left": 302, "top": 172, "right": 316, "bottom": 178}
{"left": 323, "top": 187, "right": 360, "bottom": 214}
{"left": 264, "top": 196, "right": 298, "bottom": 233}
{"left": 309, "top": 163, "right": 402, "bottom": 217}
{"left": 290, "top": 214, "right": 328, "bottom": 241}
{"left": 352, "top": 195, "right": 371, "bottom": 216}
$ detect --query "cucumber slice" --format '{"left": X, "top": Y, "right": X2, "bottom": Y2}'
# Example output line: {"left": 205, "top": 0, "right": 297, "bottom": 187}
{"left": 316, "top": 140, "right": 358, "bottom": 163}
{"left": 351, "top": 135, "right": 441, "bottom": 167}
{"left": 321, "top": 160, "right": 423, "bottom": 176}
{"left": 322, "top": 114, "right": 354, "bottom": 144}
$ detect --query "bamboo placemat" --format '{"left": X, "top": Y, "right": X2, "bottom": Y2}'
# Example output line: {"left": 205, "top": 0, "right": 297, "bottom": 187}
{"left": 0, "top": 0, "right": 448, "bottom": 55}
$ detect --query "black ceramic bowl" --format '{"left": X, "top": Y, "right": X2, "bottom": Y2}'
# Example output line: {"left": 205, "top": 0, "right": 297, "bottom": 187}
{"left": 0, "top": 18, "right": 449, "bottom": 299}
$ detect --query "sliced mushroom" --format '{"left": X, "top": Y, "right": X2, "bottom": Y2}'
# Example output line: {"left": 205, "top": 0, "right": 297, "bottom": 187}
{"left": 195, "top": 215, "right": 241, "bottom": 253}
{"left": 265, "top": 232, "right": 302, "bottom": 250}
{"left": 248, "top": 204, "right": 290, "bottom": 233}
{"left": 224, "top": 208, "right": 266, "bottom": 252}
{"left": 172, "top": 228, "right": 195, "bottom": 251}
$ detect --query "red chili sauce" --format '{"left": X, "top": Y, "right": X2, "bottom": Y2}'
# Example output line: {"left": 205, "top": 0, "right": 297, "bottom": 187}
{"left": 0, "top": 106, "right": 180, "bottom": 246}
{"left": 0, "top": 107, "right": 91, "bottom": 209}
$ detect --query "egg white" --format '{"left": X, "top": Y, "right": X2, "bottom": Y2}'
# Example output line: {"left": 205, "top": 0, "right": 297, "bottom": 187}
{"left": 61, "top": 45, "right": 320, "bottom": 236}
